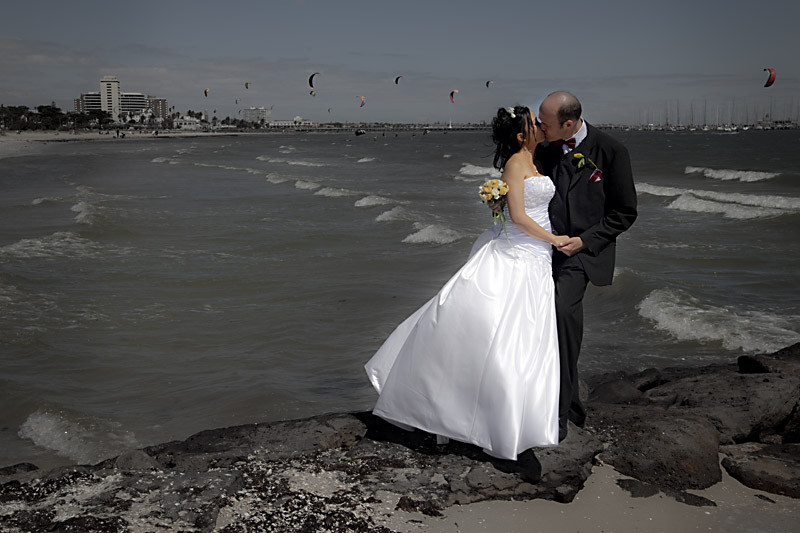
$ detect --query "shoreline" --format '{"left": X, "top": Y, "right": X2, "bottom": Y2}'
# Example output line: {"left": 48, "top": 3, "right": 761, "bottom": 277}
{"left": 2, "top": 346, "right": 799, "bottom": 532}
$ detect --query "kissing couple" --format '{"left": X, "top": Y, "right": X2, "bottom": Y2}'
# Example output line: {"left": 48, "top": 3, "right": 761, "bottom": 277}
{"left": 366, "top": 91, "right": 638, "bottom": 460}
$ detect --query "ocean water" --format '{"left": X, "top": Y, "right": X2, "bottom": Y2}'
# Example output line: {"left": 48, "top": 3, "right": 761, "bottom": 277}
{"left": 1, "top": 129, "right": 798, "bottom": 468}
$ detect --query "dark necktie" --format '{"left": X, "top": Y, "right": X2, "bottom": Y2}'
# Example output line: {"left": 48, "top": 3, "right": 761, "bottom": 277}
{"left": 552, "top": 137, "right": 576, "bottom": 150}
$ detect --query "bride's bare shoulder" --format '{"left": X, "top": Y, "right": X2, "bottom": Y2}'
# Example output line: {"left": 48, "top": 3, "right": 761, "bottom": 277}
{"left": 505, "top": 153, "right": 539, "bottom": 179}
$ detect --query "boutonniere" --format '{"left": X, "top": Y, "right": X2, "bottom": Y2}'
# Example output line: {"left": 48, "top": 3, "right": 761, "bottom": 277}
{"left": 573, "top": 153, "right": 603, "bottom": 183}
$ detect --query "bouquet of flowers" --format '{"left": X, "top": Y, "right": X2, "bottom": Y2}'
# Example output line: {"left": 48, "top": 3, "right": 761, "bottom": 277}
{"left": 479, "top": 178, "right": 509, "bottom": 231}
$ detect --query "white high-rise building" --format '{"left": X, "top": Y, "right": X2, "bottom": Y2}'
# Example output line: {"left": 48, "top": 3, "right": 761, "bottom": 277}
{"left": 120, "top": 92, "right": 147, "bottom": 118}
{"left": 242, "top": 107, "right": 272, "bottom": 124}
{"left": 100, "top": 76, "right": 121, "bottom": 121}
{"left": 76, "top": 76, "right": 168, "bottom": 122}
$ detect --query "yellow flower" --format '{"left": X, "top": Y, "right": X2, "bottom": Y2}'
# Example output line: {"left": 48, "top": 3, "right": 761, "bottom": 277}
{"left": 573, "top": 152, "right": 598, "bottom": 170}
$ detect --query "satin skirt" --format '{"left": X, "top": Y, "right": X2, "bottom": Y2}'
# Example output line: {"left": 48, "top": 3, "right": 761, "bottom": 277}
{"left": 365, "top": 224, "right": 560, "bottom": 460}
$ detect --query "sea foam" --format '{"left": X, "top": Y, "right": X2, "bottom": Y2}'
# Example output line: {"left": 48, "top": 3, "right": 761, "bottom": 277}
{"left": 685, "top": 166, "right": 780, "bottom": 182}
{"left": 295, "top": 180, "right": 321, "bottom": 190}
{"left": 402, "top": 223, "right": 463, "bottom": 245}
{"left": 0, "top": 232, "right": 112, "bottom": 260}
{"left": 18, "top": 409, "right": 139, "bottom": 465}
{"left": 357, "top": 157, "right": 375, "bottom": 163}
{"left": 376, "top": 206, "right": 411, "bottom": 222}
{"left": 458, "top": 163, "right": 501, "bottom": 178}
{"left": 637, "top": 288, "right": 800, "bottom": 353}
{"left": 256, "top": 156, "right": 326, "bottom": 167}
{"left": 355, "top": 195, "right": 394, "bottom": 207}
{"left": 314, "top": 187, "right": 359, "bottom": 198}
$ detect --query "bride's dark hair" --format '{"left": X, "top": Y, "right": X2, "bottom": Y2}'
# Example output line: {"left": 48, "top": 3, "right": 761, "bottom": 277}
{"left": 491, "top": 105, "right": 533, "bottom": 170}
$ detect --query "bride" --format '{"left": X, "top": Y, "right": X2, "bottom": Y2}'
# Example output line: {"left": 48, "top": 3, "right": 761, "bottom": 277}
{"left": 365, "top": 106, "right": 567, "bottom": 460}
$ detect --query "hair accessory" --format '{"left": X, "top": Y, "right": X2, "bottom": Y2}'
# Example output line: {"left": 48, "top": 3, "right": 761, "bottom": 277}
{"left": 507, "top": 107, "right": 516, "bottom": 119}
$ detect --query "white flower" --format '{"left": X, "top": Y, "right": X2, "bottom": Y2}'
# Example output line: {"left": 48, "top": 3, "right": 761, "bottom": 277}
{"left": 507, "top": 107, "right": 516, "bottom": 118}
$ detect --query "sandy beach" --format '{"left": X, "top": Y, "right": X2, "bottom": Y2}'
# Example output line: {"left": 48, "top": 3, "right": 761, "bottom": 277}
{"left": 401, "top": 459, "right": 799, "bottom": 533}
{"left": 0, "top": 129, "right": 256, "bottom": 159}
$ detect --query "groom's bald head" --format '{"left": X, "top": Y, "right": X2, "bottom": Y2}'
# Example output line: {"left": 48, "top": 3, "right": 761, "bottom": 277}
{"left": 538, "top": 91, "right": 582, "bottom": 141}
{"left": 543, "top": 91, "right": 582, "bottom": 125}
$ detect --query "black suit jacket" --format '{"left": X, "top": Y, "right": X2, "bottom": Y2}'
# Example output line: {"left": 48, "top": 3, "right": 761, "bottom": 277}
{"left": 535, "top": 123, "right": 637, "bottom": 286}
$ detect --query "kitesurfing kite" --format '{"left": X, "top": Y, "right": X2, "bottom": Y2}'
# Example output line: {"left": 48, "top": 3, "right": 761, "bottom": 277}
{"left": 485, "top": 80, "right": 493, "bottom": 88}
{"left": 204, "top": 88, "right": 210, "bottom": 97}
{"left": 450, "top": 89, "right": 459, "bottom": 103}
{"left": 764, "top": 68, "right": 776, "bottom": 87}
{"left": 308, "top": 72, "right": 320, "bottom": 96}
{"left": 395, "top": 76, "right": 403, "bottom": 84}
{"left": 245, "top": 82, "right": 250, "bottom": 89}
{"left": 357, "top": 95, "right": 366, "bottom": 107}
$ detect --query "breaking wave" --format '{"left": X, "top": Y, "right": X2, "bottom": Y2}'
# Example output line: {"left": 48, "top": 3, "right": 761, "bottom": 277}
{"left": 637, "top": 182, "right": 800, "bottom": 219}
{"left": 402, "top": 223, "right": 463, "bottom": 245}
{"left": 685, "top": 166, "right": 780, "bottom": 182}
{"left": 637, "top": 288, "right": 800, "bottom": 353}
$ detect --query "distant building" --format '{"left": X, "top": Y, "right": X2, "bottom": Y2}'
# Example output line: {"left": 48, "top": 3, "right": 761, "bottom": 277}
{"left": 74, "top": 76, "right": 168, "bottom": 122}
{"left": 147, "top": 97, "right": 168, "bottom": 118}
{"left": 242, "top": 107, "right": 272, "bottom": 123}
{"left": 74, "top": 92, "right": 101, "bottom": 113}
{"left": 174, "top": 116, "right": 202, "bottom": 131}
{"left": 270, "top": 116, "right": 312, "bottom": 127}
{"left": 100, "top": 76, "right": 121, "bottom": 121}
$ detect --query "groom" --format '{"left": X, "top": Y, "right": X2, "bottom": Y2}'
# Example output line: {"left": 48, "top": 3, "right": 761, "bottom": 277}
{"left": 535, "top": 91, "right": 638, "bottom": 441}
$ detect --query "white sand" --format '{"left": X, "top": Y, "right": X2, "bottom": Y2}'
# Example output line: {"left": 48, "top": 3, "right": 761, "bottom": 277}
{"left": 380, "top": 459, "right": 799, "bottom": 533}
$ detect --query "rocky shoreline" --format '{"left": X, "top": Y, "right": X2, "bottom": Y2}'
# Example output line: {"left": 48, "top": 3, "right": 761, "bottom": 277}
{"left": 2, "top": 343, "right": 799, "bottom": 532}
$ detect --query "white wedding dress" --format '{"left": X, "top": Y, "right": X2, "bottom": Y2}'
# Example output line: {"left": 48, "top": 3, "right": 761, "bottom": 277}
{"left": 365, "top": 175, "right": 560, "bottom": 460}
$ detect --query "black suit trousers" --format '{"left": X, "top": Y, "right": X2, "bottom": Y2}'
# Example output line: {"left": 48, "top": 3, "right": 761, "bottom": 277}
{"left": 554, "top": 255, "right": 589, "bottom": 434}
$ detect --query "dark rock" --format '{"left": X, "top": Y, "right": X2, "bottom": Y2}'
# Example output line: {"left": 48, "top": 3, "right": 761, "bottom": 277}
{"left": 0, "top": 463, "right": 38, "bottom": 477}
{"left": 145, "top": 412, "right": 368, "bottom": 471}
{"left": 112, "top": 449, "right": 159, "bottom": 470}
{"left": 782, "top": 408, "right": 800, "bottom": 444}
{"left": 737, "top": 355, "right": 771, "bottom": 374}
{"left": 0, "top": 463, "right": 40, "bottom": 485}
{"left": 643, "top": 369, "right": 800, "bottom": 443}
{"left": 768, "top": 342, "right": 800, "bottom": 360}
{"left": 589, "top": 378, "right": 647, "bottom": 405}
{"left": 628, "top": 368, "right": 667, "bottom": 391}
{"left": 721, "top": 443, "right": 800, "bottom": 498}
{"left": 588, "top": 403, "right": 721, "bottom": 490}
{"left": 739, "top": 343, "right": 800, "bottom": 378}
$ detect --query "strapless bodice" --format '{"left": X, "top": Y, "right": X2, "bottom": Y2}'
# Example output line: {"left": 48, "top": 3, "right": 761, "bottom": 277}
{"left": 502, "top": 175, "right": 555, "bottom": 248}
{"left": 517, "top": 175, "right": 555, "bottom": 231}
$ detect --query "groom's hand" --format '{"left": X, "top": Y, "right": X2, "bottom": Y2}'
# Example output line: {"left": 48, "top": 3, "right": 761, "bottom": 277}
{"left": 557, "top": 237, "right": 586, "bottom": 256}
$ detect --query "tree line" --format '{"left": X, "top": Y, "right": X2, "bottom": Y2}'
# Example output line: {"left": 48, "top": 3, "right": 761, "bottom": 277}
{"left": 0, "top": 104, "right": 272, "bottom": 131}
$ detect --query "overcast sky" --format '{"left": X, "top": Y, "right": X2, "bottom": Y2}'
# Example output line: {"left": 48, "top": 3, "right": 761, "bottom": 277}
{"left": 1, "top": 0, "right": 796, "bottom": 124}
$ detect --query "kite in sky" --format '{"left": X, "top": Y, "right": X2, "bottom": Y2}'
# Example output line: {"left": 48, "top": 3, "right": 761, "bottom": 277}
{"left": 763, "top": 68, "right": 776, "bottom": 87}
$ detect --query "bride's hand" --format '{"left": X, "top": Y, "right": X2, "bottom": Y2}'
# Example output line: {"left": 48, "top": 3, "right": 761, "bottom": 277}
{"left": 551, "top": 235, "right": 570, "bottom": 247}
